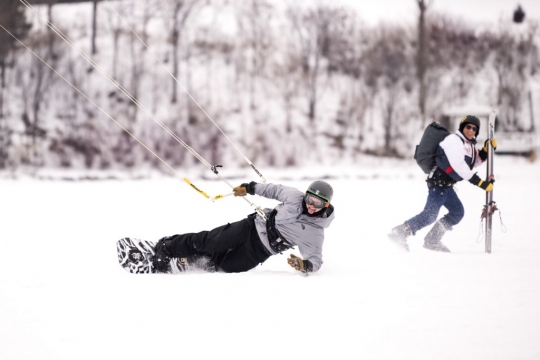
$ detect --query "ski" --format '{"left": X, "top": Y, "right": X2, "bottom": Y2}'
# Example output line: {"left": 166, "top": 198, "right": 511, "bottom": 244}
{"left": 484, "top": 108, "right": 497, "bottom": 253}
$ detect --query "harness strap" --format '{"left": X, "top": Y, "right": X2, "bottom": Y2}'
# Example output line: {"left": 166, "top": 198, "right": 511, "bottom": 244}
{"left": 266, "top": 209, "right": 294, "bottom": 253}
{"left": 427, "top": 167, "right": 456, "bottom": 188}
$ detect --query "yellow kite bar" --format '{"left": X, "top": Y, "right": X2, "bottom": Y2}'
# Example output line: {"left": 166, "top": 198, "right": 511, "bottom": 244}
{"left": 212, "top": 192, "right": 234, "bottom": 201}
{"left": 183, "top": 178, "right": 233, "bottom": 201}
{"left": 183, "top": 178, "right": 210, "bottom": 199}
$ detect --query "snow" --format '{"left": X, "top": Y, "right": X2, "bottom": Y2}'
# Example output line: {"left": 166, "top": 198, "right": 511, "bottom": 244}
{"left": 1, "top": 156, "right": 540, "bottom": 360}
{"left": 2, "top": 0, "right": 540, "bottom": 358}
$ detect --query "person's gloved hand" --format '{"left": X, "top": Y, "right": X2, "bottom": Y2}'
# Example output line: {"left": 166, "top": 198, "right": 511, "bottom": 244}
{"left": 233, "top": 181, "right": 257, "bottom": 196}
{"left": 469, "top": 174, "right": 494, "bottom": 192}
{"left": 287, "top": 254, "right": 313, "bottom": 273}
{"left": 483, "top": 138, "right": 497, "bottom": 152}
{"left": 233, "top": 185, "right": 247, "bottom": 197}
{"left": 479, "top": 138, "right": 497, "bottom": 160}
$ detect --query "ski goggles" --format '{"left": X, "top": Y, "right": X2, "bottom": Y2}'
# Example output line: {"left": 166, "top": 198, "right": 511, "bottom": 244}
{"left": 304, "top": 193, "right": 329, "bottom": 209}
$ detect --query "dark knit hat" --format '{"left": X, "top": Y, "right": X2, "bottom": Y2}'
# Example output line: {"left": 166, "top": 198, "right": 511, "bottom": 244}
{"left": 459, "top": 115, "right": 480, "bottom": 137}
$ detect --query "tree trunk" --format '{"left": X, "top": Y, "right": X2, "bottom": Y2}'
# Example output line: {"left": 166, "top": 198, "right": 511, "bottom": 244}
{"left": 91, "top": 0, "right": 98, "bottom": 54}
{"left": 47, "top": 2, "right": 55, "bottom": 59}
{"left": 171, "top": 3, "right": 181, "bottom": 104}
{"left": 308, "top": 51, "right": 320, "bottom": 122}
{"left": 0, "top": 84, "right": 4, "bottom": 119}
{"left": 417, "top": 0, "right": 428, "bottom": 123}
{"left": 0, "top": 58, "right": 5, "bottom": 89}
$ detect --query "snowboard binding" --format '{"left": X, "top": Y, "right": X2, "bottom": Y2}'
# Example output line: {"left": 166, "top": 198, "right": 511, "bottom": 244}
{"left": 117, "top": 237, "right": 192, "bottom": 274}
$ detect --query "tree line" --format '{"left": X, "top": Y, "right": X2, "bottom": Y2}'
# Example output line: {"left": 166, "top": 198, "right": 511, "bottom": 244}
{"left": 0, "top": 0, "right": 538, "bottom": 172}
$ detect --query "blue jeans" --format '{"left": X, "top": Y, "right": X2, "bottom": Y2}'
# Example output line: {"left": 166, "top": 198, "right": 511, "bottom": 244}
{"left": 405, "top": 186, "right": 464, "bottom": 235}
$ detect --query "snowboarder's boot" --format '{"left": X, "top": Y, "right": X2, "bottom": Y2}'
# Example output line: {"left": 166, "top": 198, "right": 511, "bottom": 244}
{"left": 152, "top": 237, "right": 193, "bottom": 274}
{"left": 153, "top": 238, "right": 173, "bottom": 273}
{"left": 388, "top": 223, "right": 412, "bottom": 251}
{"left": 423, "top": 220, "right": 451, "bottom": 253}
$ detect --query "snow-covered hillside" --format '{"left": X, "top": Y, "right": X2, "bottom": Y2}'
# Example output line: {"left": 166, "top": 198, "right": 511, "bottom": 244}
{"left": 1, "top": 0, "right": 539, "bottom": 173}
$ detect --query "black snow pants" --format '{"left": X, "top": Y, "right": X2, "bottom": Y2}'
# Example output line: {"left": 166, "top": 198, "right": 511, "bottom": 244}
{"left": 165, "top": 215, "right": 271, "bottom": 273}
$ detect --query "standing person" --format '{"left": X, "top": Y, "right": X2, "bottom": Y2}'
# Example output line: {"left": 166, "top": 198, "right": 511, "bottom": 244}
{"left": 152, "top": 180, "right": 335, "bottom": 273}
{"left": 388, "top": 115, "right": 497, "bottom": 252}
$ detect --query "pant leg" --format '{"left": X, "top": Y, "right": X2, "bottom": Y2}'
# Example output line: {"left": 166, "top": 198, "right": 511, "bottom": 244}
{"left": 165, "top": 217, "right": 271, "bottom": 273}
{"left": 440, "top": 188, "right": 464, "bottom": 229}
{"left": 165, "top": 218, "right": 252, "bottom": 258}
{"left": 405, "top": 187, "right": 448, "bottom": 235}
{"left": 211, "top": 228, "right": 271, "bottom": 273}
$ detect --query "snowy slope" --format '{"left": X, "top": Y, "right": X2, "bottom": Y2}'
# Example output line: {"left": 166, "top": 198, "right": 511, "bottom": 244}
{"left": 1, "top": 156, "right": 539, "bottom": 360}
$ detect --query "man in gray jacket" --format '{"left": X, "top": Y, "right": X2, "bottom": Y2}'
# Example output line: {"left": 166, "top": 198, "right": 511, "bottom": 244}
{"left": 152, "top": 181, "right": 335, "bottom": 274}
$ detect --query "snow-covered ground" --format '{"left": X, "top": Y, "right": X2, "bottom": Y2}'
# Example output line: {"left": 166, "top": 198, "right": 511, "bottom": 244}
{"left": 1, "top": 156, "right": 539, "bottom": 360}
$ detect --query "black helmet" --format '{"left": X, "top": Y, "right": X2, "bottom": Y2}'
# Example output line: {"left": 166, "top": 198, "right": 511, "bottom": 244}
{"left": 459, "top": 115, "right": 480, "bottom": 137}
{"left": 306, "top": 180, "right": 333, "bottom": 202}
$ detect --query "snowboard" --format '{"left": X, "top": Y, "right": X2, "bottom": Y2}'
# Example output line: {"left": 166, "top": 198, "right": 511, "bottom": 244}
{"left": 116, "top": 237, "right": 193, "bottom": 274}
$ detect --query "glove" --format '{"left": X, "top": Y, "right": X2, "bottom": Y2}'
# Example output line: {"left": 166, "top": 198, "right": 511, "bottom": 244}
{"left": 287, "top": 254, "right": 313, "bottom": 273}
{"left": 479, "top": 138, "right": 497, "bottom": 160}
{"left": 232, "top": 181, "right": 257, "bottom": 196}
{"left": 483, "top": 138, "right": 497, "bottom": 152}
{"left": 469, "top": 174, "right": 494, "bottom": 192}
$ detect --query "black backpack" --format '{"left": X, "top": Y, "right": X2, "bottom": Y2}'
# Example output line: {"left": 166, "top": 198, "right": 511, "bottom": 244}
{"left": 414, "top": 122, "right": 450, "bottom": 174}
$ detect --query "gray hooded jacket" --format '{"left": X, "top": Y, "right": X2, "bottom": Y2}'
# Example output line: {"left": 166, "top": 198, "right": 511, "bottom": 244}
{"left": 252, "top": 183, "right": 335, "bottom": 272}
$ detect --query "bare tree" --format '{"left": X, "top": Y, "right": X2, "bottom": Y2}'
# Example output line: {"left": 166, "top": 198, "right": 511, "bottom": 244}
{"left": 126, "top": 4, "right": 149, "bottom": 121}
{"left": 41, "top": 0, "right": 59, "bottom": 60}
{"left": 287, "top": 6, "right": 322, "bottom": 122}
{"left": 287, "top": 5, "right": 347, "bottom": 123}
{"left": 235, "top": 0, "right": 274, "bottom": 110}
{"left": 492, "top": 32, "right": 535, "bottom": 131}
{"left": 0, "top": 76, "right": 12, "bottom": 167}
{"left": 320, "top": 11, "right": 368, "bottom": 155}
{"left": 91, "top": 0, "right": 99, "bottom": 54}
{"left": 0, "top": 0, "right": 31, "bottom": 167}
{"left": 109, "top": 18, "right": 122, "bottom": 79}
{"left": 362, "top": 27, "right": 413, "bottom": 156}
{"left": 18, "top": 43, "right": 54, "bottom": 166}
{"left": 163, "top": 0, "right": 201, "bottom": 104}
{"left": 0, "top": 0, "right": 31, "bottom": 89}
{"left": 416, "top": 0, "right": 431, "bottom": 123}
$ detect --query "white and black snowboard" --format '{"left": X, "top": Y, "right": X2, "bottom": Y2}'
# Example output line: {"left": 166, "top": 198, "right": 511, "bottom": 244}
{"left": 116, "top": 238, "right": 191, "bottom": 274}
